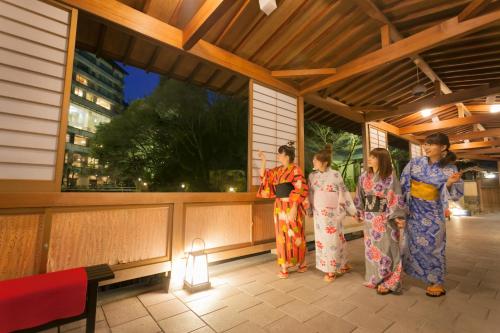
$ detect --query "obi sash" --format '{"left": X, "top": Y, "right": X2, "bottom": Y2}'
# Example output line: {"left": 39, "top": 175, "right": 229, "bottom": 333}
{"left": 364, "top": 195, "right": 387, "bottom": 213}
{"left": 275, "top": 182, "right": 294, "bottom": 198}
{"left": 313, "top": 190, "right": 339, "bottom": 209}
{"left": 410, "top": 179, "right": 439, "bottom": 201}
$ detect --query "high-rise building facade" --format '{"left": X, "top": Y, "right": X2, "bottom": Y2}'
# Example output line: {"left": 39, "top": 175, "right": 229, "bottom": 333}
{"left": 63, "top": 49, "right": 127, "bottom": 189}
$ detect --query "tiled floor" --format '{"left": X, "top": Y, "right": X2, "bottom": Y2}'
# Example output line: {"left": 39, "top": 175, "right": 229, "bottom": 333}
{"left": 43, "top": 213, "right": 500, "bottom": 333}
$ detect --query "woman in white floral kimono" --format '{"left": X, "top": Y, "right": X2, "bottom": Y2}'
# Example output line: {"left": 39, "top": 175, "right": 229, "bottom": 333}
{"left": 308, "top": 145, "right": 357, "bottom": 282}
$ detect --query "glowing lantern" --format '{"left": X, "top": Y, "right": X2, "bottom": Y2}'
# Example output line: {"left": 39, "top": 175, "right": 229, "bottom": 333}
{"left": 184, "top": 238, "right": 210, "bottom": 292}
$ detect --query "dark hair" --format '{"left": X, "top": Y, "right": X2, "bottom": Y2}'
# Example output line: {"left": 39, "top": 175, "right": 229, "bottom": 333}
{"left": 278, "top": 141, "right": 295, "bottom": 163}
{"left": 314, "top": 144, "right": 333, "bottom": 167}
{"left": 425, "top": 132, "right": 456, "bottom": 167}
{"left": 369, "top": 148, "right": 392, "bottom": 180}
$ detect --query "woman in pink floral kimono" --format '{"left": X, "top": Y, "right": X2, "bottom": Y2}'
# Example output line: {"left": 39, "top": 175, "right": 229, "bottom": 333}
{"left": 308, "top": 145, "right": 357, "bottom": 282}
{"left": 354, "top": 148, "right": 407, "bottom": 295}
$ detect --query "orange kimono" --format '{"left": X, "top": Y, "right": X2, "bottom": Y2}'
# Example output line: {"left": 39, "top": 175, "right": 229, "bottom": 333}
{"left": 257, "top": 164, "right": 309, "bottom": 267}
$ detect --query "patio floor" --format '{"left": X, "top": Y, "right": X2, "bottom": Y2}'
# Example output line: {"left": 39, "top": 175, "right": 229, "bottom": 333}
{"left": 44, "top": 213, "right": 500, "bottom": 333}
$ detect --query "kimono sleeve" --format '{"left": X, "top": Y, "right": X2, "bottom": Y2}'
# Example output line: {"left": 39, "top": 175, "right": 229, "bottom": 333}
{"left": 442, "top": 165, "right": 464, "bottom": 202}
{"left": 289, "top": 166, "right": 308, "bottom": 206}
{"left": 307, "top": 173, "right": 315, "bottom": 213}
{"left": 387, "top": 175, "right": 407, "bottom": 220}
{"left": 354, "top": 174, "right": 365, "bottom": 218}
{"left": 400, "top": 159, "right": 413, "bottom": 203}
{"left": 256, "top": 168, "right": 276, "bottom": 198}
{"left": 339, "top": 176, "right": 357, "bottom": 216}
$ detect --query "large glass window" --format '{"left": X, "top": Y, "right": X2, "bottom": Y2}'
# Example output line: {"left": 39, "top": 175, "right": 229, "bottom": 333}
{"left": 68, "top": 104, "right": 110, "bottom": 133}
{"left": 96, "top": 97, "right": 112, "bottom": 110}
{"left": 76, "top": 73, "right": 88, "bottom": 85}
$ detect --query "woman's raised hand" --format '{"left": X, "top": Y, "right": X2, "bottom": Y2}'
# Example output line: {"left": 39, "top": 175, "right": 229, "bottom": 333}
{"left": 257, "top": 150, "right": 266, "bottom": 161}
{"left": 446, "top": 172, "right": 461, "bottom": 188}
{"left": 395, "top": 217, "right": 406, "bottom": 229}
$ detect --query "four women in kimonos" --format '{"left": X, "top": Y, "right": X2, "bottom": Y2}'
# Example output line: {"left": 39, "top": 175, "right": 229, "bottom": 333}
{"left": 257, "top": 132, "right": 463, "bottom": 297}
{"left": 401, "top": 133, "right": 463, "bottom": 297}
{"left": 354, "top": 148, "right": 407, "bottom": 294}
{"left": 257, "top": 141, "right": 309, "bottom": 279}
{"left": 308, "top": 144, "right": 357, "bottom": 282}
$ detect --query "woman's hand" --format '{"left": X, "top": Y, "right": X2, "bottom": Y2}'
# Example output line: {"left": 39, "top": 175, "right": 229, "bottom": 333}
{"left": 355, "top": 215, "right": 364, "bottom": 223}
{"left": 288, "top": 204, "right": 298, "bottom": 221}
{"left": 446, "top": 172, "right": 461, "bottom": 188}
{"left": 395, "top": 217, "right": 406, "bottom": 229}
{"left": 257, "top": 150, "right": 266, "bottom": 162}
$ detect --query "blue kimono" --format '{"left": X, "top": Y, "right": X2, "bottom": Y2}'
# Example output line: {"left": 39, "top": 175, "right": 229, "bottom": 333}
{"left": 400, "top": 157, "right": 464, "bottom": 285}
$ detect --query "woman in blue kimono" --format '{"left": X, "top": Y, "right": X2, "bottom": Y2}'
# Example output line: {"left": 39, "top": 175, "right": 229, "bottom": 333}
{"left": 400, "top": 133, "right": 463, "bottom": 297}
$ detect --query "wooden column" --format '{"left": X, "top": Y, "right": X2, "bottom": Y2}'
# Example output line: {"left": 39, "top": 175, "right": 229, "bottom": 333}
{"left": 361, "top": 123, "right": 370, "bottom": 171}
{"left": 297, "top": 96, "right": 305, "bottom": 170}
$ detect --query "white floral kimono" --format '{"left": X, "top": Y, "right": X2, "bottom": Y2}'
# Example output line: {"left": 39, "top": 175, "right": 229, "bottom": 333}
{"left": 308, "top": 169, "right": 357, "bottom": 273}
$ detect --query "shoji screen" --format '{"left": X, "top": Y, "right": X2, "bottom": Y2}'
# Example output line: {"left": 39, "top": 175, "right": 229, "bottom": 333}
{"left": 249, "top": 82, "right": 297, "bottom": 188}
{"left": 410, "top": 142, "right": 424, "bottom": 158}
{"left": 368, "top": 125, "right": 388, "bottom": 150}
{"left": 0, "top": 0, "right": 75, "bottom": 191}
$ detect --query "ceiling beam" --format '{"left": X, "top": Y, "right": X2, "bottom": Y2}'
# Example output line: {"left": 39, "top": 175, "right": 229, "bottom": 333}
{"left": 449, "top": 128, "right": 500, "bottom": 142}
{"left": 399, "top": 114, "right": 500, "bottom": 134}
{"left": 457, "top": 147, "right": 500, "bottom": 154}
{"left": 300, "top": 9, "right": 500, "bottom": 95}
{"left": 57, "top": 0, "right": 299, "bottom": 95}
{"left": 451, "top": 139, "right": 500, "bottom": 150}
{"left": 271, "top": 68, "right": 337, "bottom": 78}
{"left": 304, "top": 94, "right": 364, "bottom": 123}
{"left": 458, "top": 0, "right": 492, "bottom": 22}
{"left": 366, "top": 83, "right": 500, "bottom": 121}
{"left": 183, "top": 0, "right": 234, "bottom": 50}
{"left": 466, "top": 104, "right": 498, "bottom": 111}
{"left": 457, "top": 154, "right": 500, "bottom": 161}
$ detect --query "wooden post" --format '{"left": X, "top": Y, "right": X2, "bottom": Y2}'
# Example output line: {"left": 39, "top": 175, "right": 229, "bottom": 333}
{"left": 247, "top": 80, "right": 254, "bottom": 192}
{"left": 297, "top": 96, "right": 305, "bottom": 171}
{"left": 361, "top": 123, "right": 370, "bottom": 171}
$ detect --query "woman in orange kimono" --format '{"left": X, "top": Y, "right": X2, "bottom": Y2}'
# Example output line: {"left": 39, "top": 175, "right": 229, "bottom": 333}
{"left": 257, "top": 141, "right": 309, "bottom": 278}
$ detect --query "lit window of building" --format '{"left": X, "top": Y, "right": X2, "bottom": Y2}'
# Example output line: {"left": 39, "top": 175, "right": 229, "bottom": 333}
{"left": 76, "top": 74, "right": 88, "bottom": 85}
{"left": 96, "top": 97, "right": 112, "bottom": 110}
{"left": 74, "top": 86, "right": 84, "bottom": 97}
{"left": 86, "top": 92, "right": 96, "bottom": 103}
{"left": 74, "top": 135, "right": 87, "bottom": 146}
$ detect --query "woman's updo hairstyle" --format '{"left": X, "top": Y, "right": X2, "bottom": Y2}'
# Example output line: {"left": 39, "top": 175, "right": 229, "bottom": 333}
{"left": 314, "top": 144, "right": 333, "bottom": 167}
{"left": 278, "top": 141, "right": 296, "bottom": 163}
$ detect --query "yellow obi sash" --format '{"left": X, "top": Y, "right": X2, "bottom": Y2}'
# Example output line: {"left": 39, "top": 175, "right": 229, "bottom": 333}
{"left": 410, "top": 179, "right": 439, "bottom": 201}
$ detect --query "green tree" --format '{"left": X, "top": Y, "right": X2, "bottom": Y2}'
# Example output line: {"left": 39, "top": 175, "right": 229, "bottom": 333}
{"left": 91, "top": 78, "right": 247, "bottom": 191}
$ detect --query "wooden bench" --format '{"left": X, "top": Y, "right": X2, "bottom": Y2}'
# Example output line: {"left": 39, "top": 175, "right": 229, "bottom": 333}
{"left": 15, "top": 264, "right": 114, "bottom": 333}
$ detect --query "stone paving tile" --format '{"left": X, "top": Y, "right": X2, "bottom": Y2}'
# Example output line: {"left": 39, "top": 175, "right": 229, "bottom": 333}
{"left": 66, "top": 320, "right": 110, "bottom": 333}
{"left": 191, "top": 326, "right": 216, "bottom": 333}
{"left": 377, "top": 304, "right": 425, "bottom": 332}
{"left": 288, "top": 286, "right": 327, "bottom": 304}
{"left": 304, "top": 311, "right": 356, "bottom": 333}
{"left": 238, "top": 281, "right": 274, "bottom": 296}
{"left": 61, "top": 319, "right": 86, "bottom": 332}
{"left": 385, "top": 322, "right": 419, "bottom": 333}
{"left": 265, "top": 316, "right": 318, "bottom": 333}
{"left": 257, "top": 289, "right": 296, "bottom": 308}
{"left": 186, "top": 297, "right": 227, "bottom": 316}
{"left": 209, "top": 284, "right": 243, "bottom": 300}
{"left": 453, "top": 313, "right": 498, "bottom": 333}
{"left": 343, "top": 287, "right": 389, "bottom": 313}
{"left": 239, "top": 302, "right": 286, "bottom": 327}
{"left": 157, "top": 311, "right": 206, "bottom": 333}
{"left": 278, "top": 299, "right": 323, "bottom": 323}
{"left": 147, "top": 298, "right": 189, "bottom": 321}
{"left": 408, "top": 298, "right": 459, "bottom": 328}
{"left": 138, "top": 291, "right": 176, "bottom": 307}
{"left": 312, "top": 297, "right": 357, "bottom": 317}
{"left": 222, "top": 292, "right": 263, "bottom": 312}
{"left": 225, "top": 321, "right": 267, "bottom": 333}
{"left": 268, "top": 278, "right": 303, "bottom": 293}
{"left": 110, "top": 315, "right": 161, "bottom": 333}
{"left": 201, "top": 307, "right": 248, "bottom": 332}
{"left": 343, "top": 307, "right": 393, "bottom": 333}
{"left": 102, "top": 297, "right": 148, "bottom": 328}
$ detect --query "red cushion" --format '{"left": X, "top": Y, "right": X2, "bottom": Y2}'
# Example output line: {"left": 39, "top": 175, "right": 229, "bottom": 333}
{"left": 0, "top": 268, "right": 87, "bottom": 333}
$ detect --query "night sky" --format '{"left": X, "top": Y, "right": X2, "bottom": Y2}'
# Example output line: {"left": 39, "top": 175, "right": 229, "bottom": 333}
{"left": 118, "top": 63, "right": 160, "bottom": 103}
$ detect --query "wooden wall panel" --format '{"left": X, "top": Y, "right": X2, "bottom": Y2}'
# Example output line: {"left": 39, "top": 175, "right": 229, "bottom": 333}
{"left": 252, "top": 203, "right": 274, "bottom": 243}
{"left": 47, "top": 207, "right": 170, "bottom": 272}
{"left": 0, "top": 214, "right": 43, "bottom": 280}
{"left": 184, "top": 204, "right": 252, "bottom": 252}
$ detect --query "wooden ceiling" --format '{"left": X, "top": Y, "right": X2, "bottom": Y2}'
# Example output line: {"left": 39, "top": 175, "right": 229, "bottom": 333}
{"left": 63, "top": 0, "right": 500, "bottom": 160}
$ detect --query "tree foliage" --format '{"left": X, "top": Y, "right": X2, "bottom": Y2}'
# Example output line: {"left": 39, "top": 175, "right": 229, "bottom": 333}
{"left": 91, "top": 78, "right": 248, "bottom": 191}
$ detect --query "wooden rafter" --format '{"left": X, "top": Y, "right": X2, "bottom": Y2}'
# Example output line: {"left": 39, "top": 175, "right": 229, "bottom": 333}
{"left": 456, "top": 154, "right": 500, "bottom": 161}
{"left": 449, "top": 128, "right": 500, "bottom": 142}
{"left": 214, "top": 0, "right": 250, "bottom": 44}
{"left": 183, "top": 0, "right": 234, "bottom": 50}
{"left": 466, "top": 104, "right": 499, "bottom": 111}
{"left": 300, "top": 9, "right": 500, "bottom": 95}
{"left": 458, "top": 0, "right": 492, "bottom": 22}
{"left": 365, "top": 84, "right": 500, "bottom": 121}
{"left": 457, "top": 147, "right": 500, "bottom": 154}
{"left": 58, "top": 0, "right": 298, "bottom": 95}
{"left": 451, "top": 139, "right": 500, "bottom": 150}
{"left": 304, "top": 94, "right": 364, "bottom": 123}
{"left": 271, "top": 68, "right": 337, "bottom": 78}
{"left": 399, "top": 114, "right": 500, "bottom": 134}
